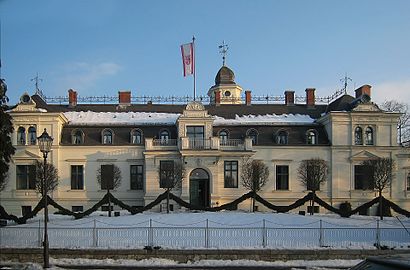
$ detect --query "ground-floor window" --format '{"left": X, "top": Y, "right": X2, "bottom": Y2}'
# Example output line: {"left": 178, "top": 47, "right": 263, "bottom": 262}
{"left": 354, "top": 165, "right": 374, "bottom": 190}
{"left": 72, "top": 206, "right": 83, "bottom": 212}
{"left": 160, "top": 161, "right": 174, "bottom": 188}
{"left": 130, "top": 165, "right": 143, "bottom": 190}
{"left": 16, "top": 165, "right": 36, "bottom": 190}
{"left": 71, "top": 165, "right": 84, "bottom": 190}
{"left": 224, "top": 161, "right": 238, "bottom": 188}
{"left": 407, "top": 172, "right": 410, "bottom": 191}
{"left": 21, "top": 206, "right": 32, "bottom": 216}
{"left": 276, "top": 165, "right": 289, "bottom": 190}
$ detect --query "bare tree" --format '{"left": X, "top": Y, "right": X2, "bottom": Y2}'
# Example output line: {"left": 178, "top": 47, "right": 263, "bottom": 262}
{"left": 362, "top": 157, "right": 395, "bottom": 220}
{"left": 241, "top": 158, "right": 270, "bottom": 212}
{"left": 34, "top": 160, "right": 59, "bottom": 196}
{"left": 97, "top": 164, "right": 122, "bottom": 217}
{"left": 298, "top": 158, "right": 328, "bottom": 215}
{"left": 381, "top": 100, "right": 410, "bottom": 145}
{"left": 158, "top": 160, "right": 185, "bottom": 213}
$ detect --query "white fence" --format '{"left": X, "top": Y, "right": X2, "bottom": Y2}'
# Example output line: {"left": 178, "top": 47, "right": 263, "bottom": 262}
{"left": 1, "top": 219, "right": 409, "bottom": 249}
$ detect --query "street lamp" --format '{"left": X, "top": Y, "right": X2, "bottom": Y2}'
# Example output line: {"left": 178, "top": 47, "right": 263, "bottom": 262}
{"left": 37, "top": 128, "right": 53, "bottom": 269}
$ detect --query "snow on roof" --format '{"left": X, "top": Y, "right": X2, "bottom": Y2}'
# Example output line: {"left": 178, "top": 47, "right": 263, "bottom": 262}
{"left": 64, "top": 111, "right": 181, "bottom": 126}
{"left": 213, "top": 114, "right": 315, "bottom": 126}
{"left": 63, "top": 111, "right": 315, "bottom": 126}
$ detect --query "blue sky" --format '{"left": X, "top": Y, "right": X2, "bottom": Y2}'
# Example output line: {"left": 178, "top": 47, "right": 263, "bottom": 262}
{"left": 1, "top": 0, "right": 410, "bottom": 105}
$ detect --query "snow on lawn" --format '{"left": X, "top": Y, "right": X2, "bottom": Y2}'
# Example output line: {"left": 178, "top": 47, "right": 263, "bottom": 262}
{"left": 1, "top": 211, "right": 410, "bottom": 249}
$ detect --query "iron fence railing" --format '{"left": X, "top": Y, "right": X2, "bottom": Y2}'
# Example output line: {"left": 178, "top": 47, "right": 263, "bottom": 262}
{"left": 1, "top": 219, "right": 409, "bottom": 249}
{"left": 152, "top": 139, "right": 178, "bottom": 146}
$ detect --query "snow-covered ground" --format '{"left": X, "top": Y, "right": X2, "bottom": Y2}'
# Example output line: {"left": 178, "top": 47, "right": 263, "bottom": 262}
{"left": 1, "top": 210, "right": 409, "bottom": 249}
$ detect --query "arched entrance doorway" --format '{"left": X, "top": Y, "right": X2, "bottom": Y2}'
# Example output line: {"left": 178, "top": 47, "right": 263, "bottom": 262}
{"left": 189, "top": 168, "right": 210, "bottom": 208}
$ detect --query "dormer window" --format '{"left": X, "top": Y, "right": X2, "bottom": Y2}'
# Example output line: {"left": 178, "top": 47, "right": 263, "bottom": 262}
{"left": 131, "top": 129, "right": 143, "bottom": 145}
{"left": 365, "top": 127, "right": 374, "bottom": 145}
{"left": 219, "top": 130, "right": 229, "bottom": 144}
{"left": 306, "top": 130, "right": 317, "bottom": 145}
{"left": 72, "top": 129, "right": 84, "bottom": 145}
{"left": 17, "top": 127, "right": 26, "bottom": 145}
{"left": 159, "top": 130, "right": 170, "bottom": 144}
{"left": 276, "top": 130, "right": 288, "bottom": 145}
{"left": 102, "top": 129, "right": 113, "bottom": 144}
{"left": 354, "top": 127, "right": 363, "bottom": 145}
{"left": 28, "top": 126, "right": 37, "bottom": 145}
{"left": 246, "top": 129, "right": 258, "bottom": 145}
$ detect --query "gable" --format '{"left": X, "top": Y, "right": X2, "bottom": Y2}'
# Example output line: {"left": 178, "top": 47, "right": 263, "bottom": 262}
{"left": 12, "top": 150, "right": 42, "bottom": 161}
{"left": 349, "top": 150, "right": 380, "bottom": 161}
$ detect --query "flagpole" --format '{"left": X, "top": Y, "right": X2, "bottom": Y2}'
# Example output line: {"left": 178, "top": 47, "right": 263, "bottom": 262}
{"left": 192, "top": 36, "right": 196, "bottom": 101}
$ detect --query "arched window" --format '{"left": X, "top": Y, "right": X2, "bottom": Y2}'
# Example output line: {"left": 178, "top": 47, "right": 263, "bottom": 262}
{"left": 28, "top": 126, "right": 37, "bottom": 145}
{"left": 365, "top": 127, "right": 374, "bottom": 145}
{"left": 219, "top": 130, "right": 229, "bottom": 144}
{"left": 102, "top": 129, "right": 113, "bottom": 144}
{"left": 354, "top": 127, "right": 363, "bottom": 145}
{"left": 17, "top": 127, "right": 26, "bottom": 145}
{"left": 276, "top": 130, "right": 288, "bottom": 145}
{"left": 131, "top": 129, "right": 143, "bottom": 145}
{"left": 306, "top": 130, "right": 317, "bottom": 145}
{"left": 72, "top": 129, "right": 84, "bottom": 145}
{"left": 246, "top": 129, "right": 258, "bottom": 145}
{"left": 159, "top": 130, "right": 170, "bottom": 144}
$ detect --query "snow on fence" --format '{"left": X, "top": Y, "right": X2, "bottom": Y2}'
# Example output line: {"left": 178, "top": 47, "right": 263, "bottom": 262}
{"left": 1, "top": 219, "right": 409, "bottom": 249}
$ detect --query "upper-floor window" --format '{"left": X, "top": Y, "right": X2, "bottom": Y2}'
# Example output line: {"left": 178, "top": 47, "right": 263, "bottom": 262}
{"left": 276, "top": 130, "right": 288, "bottom": 145}
{"left": 16, "top": 165, "right": 36, "bottom": 190}
{"left": 71, "top": 165, "right": 84, "bottom": 190}
{"left": 306, "top": 130, "right": 317, "bottom": 145}
{"left": 246, "top": 129, "right": 258, "bottom": 145}
{"left": 131, "top": 129, "right": 143, "bottom": 145}
{"left": 219, "top": 130, "right": 229, "bottom": 144}
{"left": 365, "top": 127, "right": 374, "bottom": 145}
{"left": 72, "top": 129, "right": 84, "bottom": 145}
{"left": 28, "top": 126, "right": 36, "bottom": 145}
{"left": 17, "top": 127, "right": 26, "bottom": 145}
{"left": 159, "top": 130, "right": 170, "bottom": 143}
{"left": 102, "top": 129, "right": 113, "bottom": 144}
{"left": 224, "top": 161, "right": 238, "bottom": 188}
{"left": 354, "top": 127, "right": 363, "bottom": 145}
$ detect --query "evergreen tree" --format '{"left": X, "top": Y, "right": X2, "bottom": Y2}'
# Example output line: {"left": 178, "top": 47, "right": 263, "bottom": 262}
{"left": 0, "top": 79, "right": 15, "bottom": 191}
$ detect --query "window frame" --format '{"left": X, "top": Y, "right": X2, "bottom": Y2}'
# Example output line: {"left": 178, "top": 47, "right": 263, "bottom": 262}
{"left": 276, "top": 130, "right": 288, "bottom": 145}
{"left": 102, "top": 129, "right": 114, "bottom": 145}
{"left": 159, "top": 129, "right": 170, "bottom": 143}
{"left": 71, "top": 165, "right": 84, "bottom": 190}
{"left": 354, "top": 126, "right": 363, "bottom": 145}
{"left": 17, "top": 127, "right": 26, "bottom": 145}
{"left": 219, "top": 129, "right": 229, "bottom": 144}
{"left": 131, "top": 129, "right": 143, "bottom": 145}
{"left": 276, "top": 165, "right": 289, "bottom": 190}
{"left": 16, "top": 165, "right": 36, "bottom": 190}
{"left": 406, "top": 172, "right": 410, "bottom": 191}
{"left": 306, "top": 130, "right": 317, "bottom": 145}
{"left": 72, "top": 129, "right": 84, "bottom": 145}
{"left": 159, "top": 160, "right": 174, "bottom": 189}
{"left": 354, "top": 164, "right": 375, "bottom": 190}
{"left": 365, "top": 126, "right": 374, "bottom": 145}
{"left": 28, "top": 126, "right": 37, "bottom": 145}
{"left": 224, "top": 161, "right": 238, "bottom": 188}
{"left": 130, "top": 164, "right": 144, "bottom": 190}
{"left": 246, "top": 129, "right": 258, "bottom": 145}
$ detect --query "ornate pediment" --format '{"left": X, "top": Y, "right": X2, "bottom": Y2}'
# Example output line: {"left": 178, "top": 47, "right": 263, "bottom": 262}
{"left": 181, "top": 101, "right": 210, "bottom": 118}
{"left": 349, "top": 150, "right": 380, "bottom": 161}
{"left": 185, "top": 101, "right": 205, "bottom": 111}
{"left": 13, "top": 150, "right": 41, "bottom": 161}
{"left": 352, "top": 103, "right": 381, "bottom": 112}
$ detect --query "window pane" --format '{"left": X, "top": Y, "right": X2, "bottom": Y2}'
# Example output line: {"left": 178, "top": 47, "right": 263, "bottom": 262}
{"left": 131, "top": 165, "right": 143, "bottom": 190}
{"left": 224, "top": 161, "right": 238, "bottom": 188}
{"left": 71, "top": 165, "right": 84, "bottom": 190}
{"left": 354, "top": 165, "right": 374, "bottom": 190}
{"left": 160, "top": 161, "right": 174, "bottom": 188}
{"left": 276, "top": 165, "right": 289, "bottom": 190}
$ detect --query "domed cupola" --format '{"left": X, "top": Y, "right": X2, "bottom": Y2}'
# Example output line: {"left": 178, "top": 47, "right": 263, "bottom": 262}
{"left": 215, "top": 66, "right": 236, "bottom": 85}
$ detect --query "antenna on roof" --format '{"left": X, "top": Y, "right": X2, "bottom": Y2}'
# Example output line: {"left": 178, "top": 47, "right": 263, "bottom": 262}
{"left": 31, "top": 72, "right": 43, "bottom": 95}
{"left": 218, "top": 40, "right": 229, "bottom": 66}
{"left": 340, "top": 73, "right": 352, "bottom": 94}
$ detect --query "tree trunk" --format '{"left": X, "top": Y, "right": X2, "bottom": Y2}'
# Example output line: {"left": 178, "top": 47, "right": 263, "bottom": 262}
{"left": 311, "top": 192, "right": 315, "bottom": 216}
{"left": 108, "top": 189, "right": 111, "bottom": 217}
{"left": 166, "top": 189, "right": 170, "bottom": 214}
{"left": 379, "top": 190, "right": 383, "bottom": 220}
{"left": 252, "top": 192, "right": 256, "bottom": 212}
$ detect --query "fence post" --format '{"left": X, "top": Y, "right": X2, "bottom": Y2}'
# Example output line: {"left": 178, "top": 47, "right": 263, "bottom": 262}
{"left": 262, "top": 219, "right": 266, "bottom": 248}
{"left": 319, "top": 220, "right": 324, "bottom": 247}
{"left": 38, "top": 220, "right": 42, "bottom": 247}
{"left": 93, "top": 219, "right": 98, "bottom": 247}
{"left": 205, "top": 219, "right": 209, "bottom": 248}
{"left": 149, "top": 219, "right": 153, "bottom": 246}
{"left": 376, "top": 219, "right": 380, "bottom": 248}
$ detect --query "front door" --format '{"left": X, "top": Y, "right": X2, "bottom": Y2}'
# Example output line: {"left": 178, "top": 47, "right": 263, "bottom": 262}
{"left": 189, "top": 168, "right": 210, "bottom": 208}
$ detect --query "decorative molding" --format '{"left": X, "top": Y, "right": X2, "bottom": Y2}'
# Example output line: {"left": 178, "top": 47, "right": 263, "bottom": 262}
{"left": 185, "top": 101, "right": 205, "bottom": 111}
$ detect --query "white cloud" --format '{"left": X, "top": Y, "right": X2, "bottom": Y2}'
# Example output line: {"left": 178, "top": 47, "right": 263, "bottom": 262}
{"left": 372, "top": 80, "right": 410, "bottom": 106}
{"left": 56, "top": 62, "right": 122, "bottom": 91}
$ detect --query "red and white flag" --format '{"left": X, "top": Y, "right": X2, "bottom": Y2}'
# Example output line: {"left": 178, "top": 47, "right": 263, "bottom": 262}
{"left": 181, "top": 42, "right": 194, "bottom": 77}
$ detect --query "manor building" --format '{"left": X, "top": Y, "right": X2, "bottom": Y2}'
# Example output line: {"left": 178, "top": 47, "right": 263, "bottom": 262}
{"left": 4, "top": 65, "right": 410, "bottom": 215}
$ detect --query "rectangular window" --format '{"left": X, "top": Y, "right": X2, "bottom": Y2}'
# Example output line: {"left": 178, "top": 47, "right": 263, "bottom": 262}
{"left": 16, "top": 165, "right": 36, "bottom": 190}
{"left": 354, "top": 165, "right": 374, "bottom": 190}
{"left": 276, "top": 165, "right": 289, "bottom": 190}
{"left": 21, "top": 206, "right": 32, "bottom": 216}
{"left": 160, "top": 161, "right": 174, "bottom": 188}
{"left": 307, "top": 206, "right": 319, "bottom": 214}
{"left": 101, "top": 205, "right": 114, "bottom": 211}
{"left": 224, "top": 161, "right": 238, "bottom": 188}
{"left": 407, "top": 172, "right": 410, "bottom": 191}
{"left": 71, "top": 165, "right": 84, "bottom": 190}
{"left": 100, "top": 164, "right": 114, "bottom": 190}
{"left": 130, "top": 165, "right": 143, "bottom": 190}
{"left": 72, "top": 206, "right": 83, "bottom": 212}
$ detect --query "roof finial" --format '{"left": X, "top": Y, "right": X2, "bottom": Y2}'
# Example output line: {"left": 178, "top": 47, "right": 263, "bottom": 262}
{"left": 340, "top": 73, "right": 352, "bottom": 94}
{"left": 218, "top": 40, "right": 229, "bottom": 66}
{"left": 31, "top": 72, "right": 43, "bottom": 95}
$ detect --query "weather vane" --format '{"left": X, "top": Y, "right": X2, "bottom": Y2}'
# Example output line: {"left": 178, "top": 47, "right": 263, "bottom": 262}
{"left": 31, "top": 73, "right": 43, "bottom": 94}
{"left": 340, "top": 73, "right": 352, "bottom": 94}
{"left": 218, "top": 41, "right": 229, "bottom": 66}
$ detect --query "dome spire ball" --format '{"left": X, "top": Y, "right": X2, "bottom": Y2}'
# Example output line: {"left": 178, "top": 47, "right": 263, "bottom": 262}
{"left": 218, "top": 41, "right": 229, "bottom": 66}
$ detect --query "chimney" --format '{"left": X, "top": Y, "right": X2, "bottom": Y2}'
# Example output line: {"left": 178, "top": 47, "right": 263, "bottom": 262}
{"left": 355, "top": 85, "right": 371, "bottom": 99}
{"left": 68, "top": 89, "right": 77, "bottom": 107}
{"left": 118, "top": 91, "right": 131, "bottom": 105}
{"left": 306, "top": 88, "right": 315, "bottom": 107}
{"left": 285, "top": 90, "right": 295, "bottom": 105}
{"left": 215, "top": 90, "right": 221, "bottom": 106}
{"left": 245, "top": 90, "right": 251, "bottom": 106}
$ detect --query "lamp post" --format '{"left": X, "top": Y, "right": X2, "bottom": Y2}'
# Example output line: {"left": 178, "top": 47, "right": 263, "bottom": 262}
{"left": 37, "top": 128, "right": 53, "bottom": 269}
